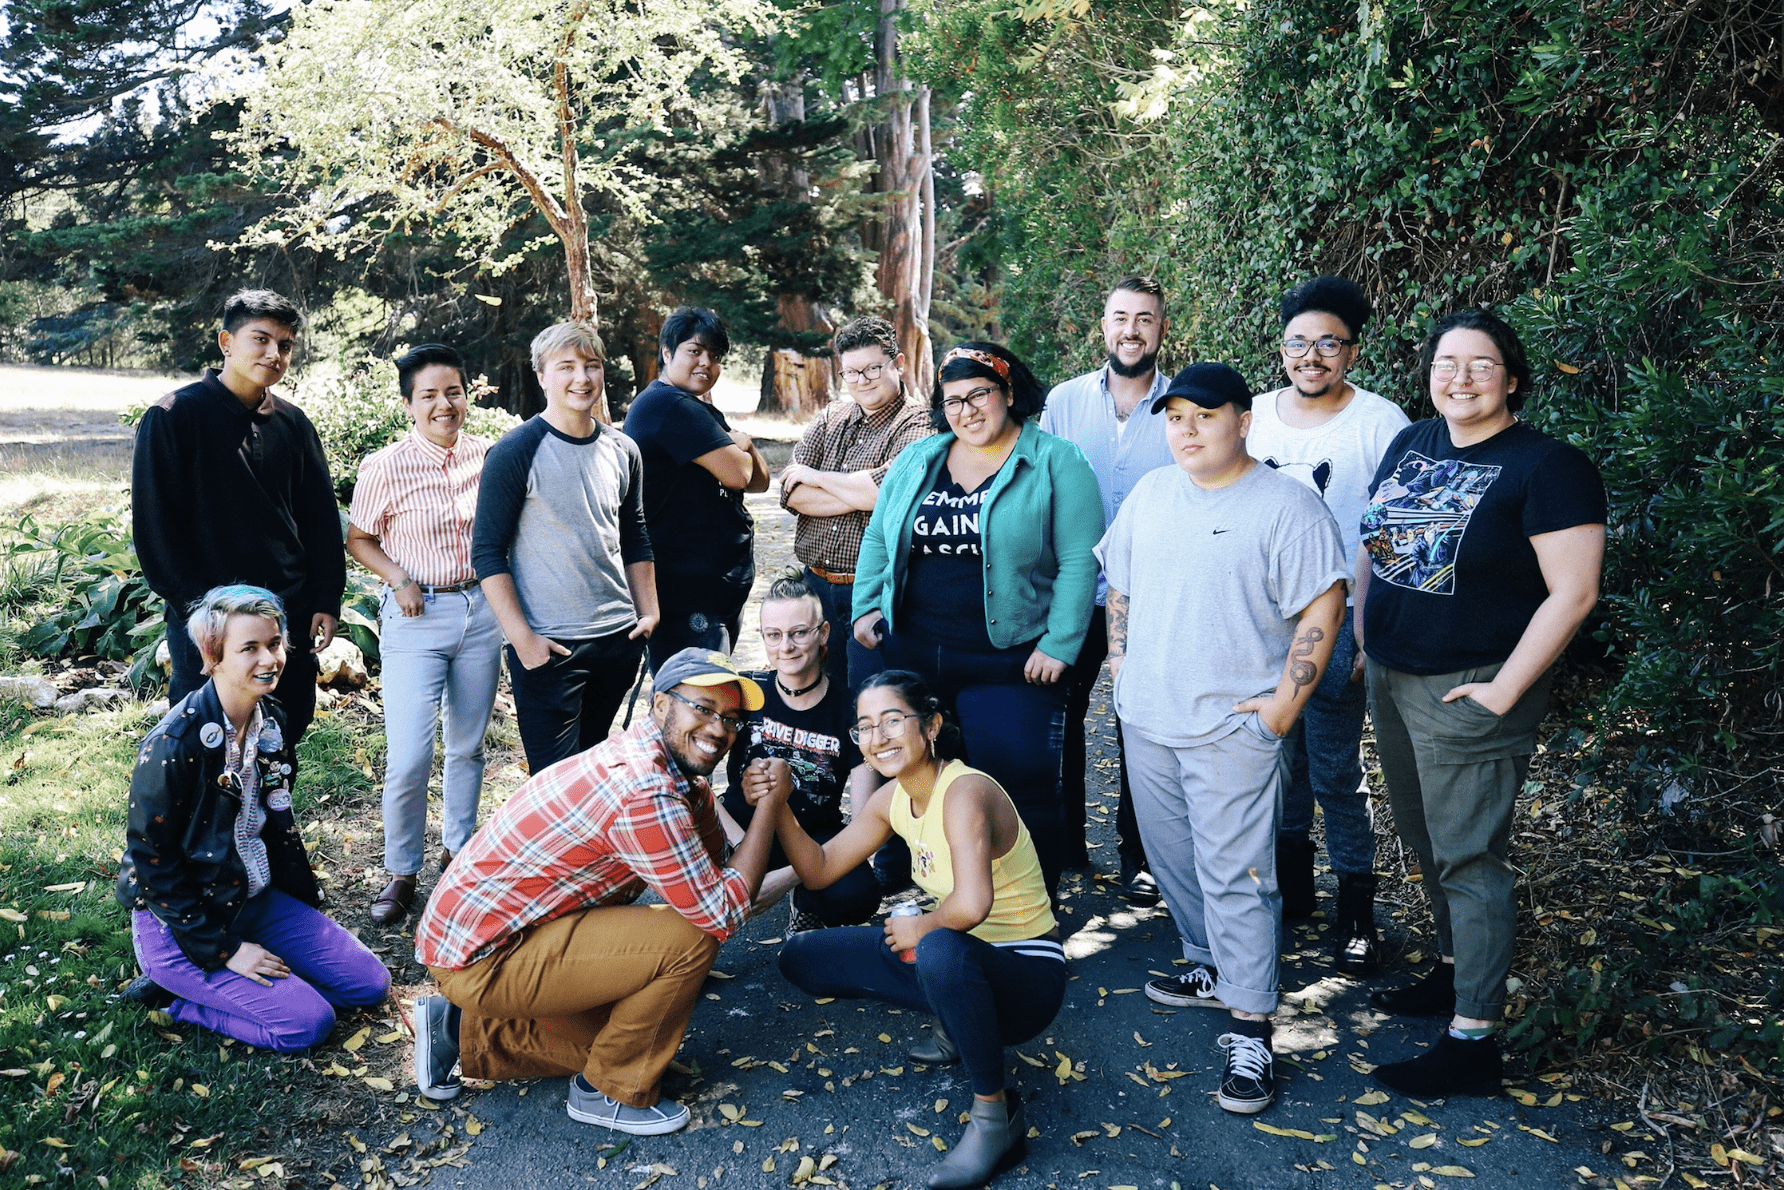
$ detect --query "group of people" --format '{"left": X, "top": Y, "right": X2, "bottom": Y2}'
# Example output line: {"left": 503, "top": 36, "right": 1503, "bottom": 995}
{"left": 116, "top": 274, "right": 1606, "bottom": 1188}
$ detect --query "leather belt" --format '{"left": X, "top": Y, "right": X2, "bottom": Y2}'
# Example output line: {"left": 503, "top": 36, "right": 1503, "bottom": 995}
{"left": 807, "top": 565, "right": 855, "bottom": 585}
{"left": 422, "top": 579, "right": 480, "bottom": 594}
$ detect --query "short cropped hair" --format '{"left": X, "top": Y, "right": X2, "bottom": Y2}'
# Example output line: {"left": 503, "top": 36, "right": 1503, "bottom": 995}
{"left": 1108, "top": 274, "right": 1167, "bottom": 321}
{"left": 530, "top": 321, "right": 606, "bottom": 373}
{"left": 659, "top": 306, "right": 729, "bottom": 360}
{"left": 832, "top": 316, "right": 900, "bottom": 360}
{"left": 930, "top": 341, "right": 1048, "bottom": 431}
{"left": 186, "top": 585, "right": 285, "bottom": 668}
{"left": 1418, "top": 307, "right": 1533, "bottom": 413}
{"left": 395, "top": 343, "right": 468, "bottom": 401}
{"left": 222, "top": 289, "right": 304, "bottom": 334}
{"left": 1279, "top": 275, "right": 1372, "bottom": 339}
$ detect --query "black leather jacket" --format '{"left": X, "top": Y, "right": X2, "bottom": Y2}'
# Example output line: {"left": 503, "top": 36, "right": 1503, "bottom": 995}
{"left": 115, "top": 682, "right": 322, "bottom": 970}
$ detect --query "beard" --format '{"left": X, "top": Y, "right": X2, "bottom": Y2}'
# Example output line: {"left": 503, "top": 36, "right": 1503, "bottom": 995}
{"left": 1107, "top": 348, "right": 1159, "bottom": 379}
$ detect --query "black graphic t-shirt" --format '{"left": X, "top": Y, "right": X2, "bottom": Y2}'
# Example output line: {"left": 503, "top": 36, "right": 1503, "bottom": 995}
{"left": 1359, "top": 419, "right": 1606, "bottom": 675}
{"left": 723, "top": 671, "right": 862, "bottom": 839}
{"left": 901, "top": 468, "right": 995, "bottom": 650}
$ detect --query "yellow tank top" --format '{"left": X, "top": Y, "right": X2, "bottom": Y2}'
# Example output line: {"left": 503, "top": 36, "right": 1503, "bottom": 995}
{"left": 888, "top": 759, "right": 1056, "bottom": 943}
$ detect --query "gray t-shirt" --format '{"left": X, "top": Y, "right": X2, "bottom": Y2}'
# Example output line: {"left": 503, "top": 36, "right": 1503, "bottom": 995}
{"left": 1095, "top": 461, "right": 1350, "bottom": 748}
{"left": 471, "top": 417, "right": 653, "bottom": 640}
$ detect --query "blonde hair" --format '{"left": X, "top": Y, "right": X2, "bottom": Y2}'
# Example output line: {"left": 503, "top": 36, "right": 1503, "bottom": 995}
{"left": 530, "top": 321, "right": 606, "bottom": 373}
{"left": 186, "top": 585, "right": 285, "bottom": 667}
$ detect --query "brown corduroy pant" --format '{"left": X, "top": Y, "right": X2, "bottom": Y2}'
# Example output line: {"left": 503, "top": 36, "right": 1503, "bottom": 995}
{"left": 429, "top": 903, "right": 720, "bottom": 1107}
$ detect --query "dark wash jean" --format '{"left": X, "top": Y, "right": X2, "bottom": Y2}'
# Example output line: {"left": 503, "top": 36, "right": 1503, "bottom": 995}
{"left": 646, "top": 593, "right": 744, "bottom": 675}
{"left": 804, "top": 567, "right": 884, "bottom": 694}
{"left": 507, "top": 629, "right": 646, "bottom": 771}
{"left": 166, "top": 599, "right": 319, "bottom": 751}
{"left": 1278, "top": 615, "right": 1376, "bottom": 876}
{"left": 880, "top": 626, "right": 1069, "bottom": 897}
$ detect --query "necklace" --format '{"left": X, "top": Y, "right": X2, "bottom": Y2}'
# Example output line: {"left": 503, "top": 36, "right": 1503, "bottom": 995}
{"left": 777, "top": 673, "right": 824, "bottom": 699}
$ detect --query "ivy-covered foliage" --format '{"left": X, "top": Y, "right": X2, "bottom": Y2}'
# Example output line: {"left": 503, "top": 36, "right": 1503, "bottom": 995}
{"left": 920, "top": 0, "right": 1784, "bottom": 770}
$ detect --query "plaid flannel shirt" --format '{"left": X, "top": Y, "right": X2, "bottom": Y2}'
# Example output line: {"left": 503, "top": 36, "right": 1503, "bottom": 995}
{"left": 782, "top": 394, "right": 934, "bottom": 574}
{"left": 415, "top": 717, "right": 749, "bottom": 970}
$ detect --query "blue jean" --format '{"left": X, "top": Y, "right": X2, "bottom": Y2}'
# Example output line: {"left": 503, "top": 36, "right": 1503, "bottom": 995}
{"left": 803, "top": 568, "right": 883, "bottom": 693}
{"left": 378, "top": 586, "right": 503, "bottom": 874}
{"left": 779, "top": 926, "right": 1066, "bottom": 1095}
{"left": 881, "top": 628, "right": 1068, "bottom": 896}
{"left": 132, "top": 888, "right": 390, "bottom": 1051}
{"left": 1277, "top": 616, "right": 1376, "bottom": 876}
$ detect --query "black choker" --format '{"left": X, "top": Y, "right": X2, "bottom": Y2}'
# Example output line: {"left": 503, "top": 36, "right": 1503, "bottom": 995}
{"left": 777, "top": 673, "right": 824, "bottom": 698}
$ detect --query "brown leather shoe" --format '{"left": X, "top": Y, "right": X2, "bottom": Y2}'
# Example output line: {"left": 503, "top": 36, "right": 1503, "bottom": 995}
{"left": 440, "top": 848, "right": 455, "bottom": 872}
{"left": 369, "top": 875, "right": 417, "bottom": 925}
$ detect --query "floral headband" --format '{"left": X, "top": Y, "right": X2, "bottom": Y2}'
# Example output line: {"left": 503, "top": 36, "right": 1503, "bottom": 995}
{"left": 938, "top": 346, "right": 1010, "bottom": 381}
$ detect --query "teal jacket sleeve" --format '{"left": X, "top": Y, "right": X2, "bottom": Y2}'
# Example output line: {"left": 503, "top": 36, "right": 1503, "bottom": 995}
{"left": 1036, "top": 440, "right": 1106, "bottom": 665}
{"left": 851, "top": 450, "right": 913, "bottom": 626}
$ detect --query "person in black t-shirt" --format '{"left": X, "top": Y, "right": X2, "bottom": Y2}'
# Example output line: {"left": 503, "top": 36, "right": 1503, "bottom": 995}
{"left": 1354, "top": 309, "right": 1606, "bottom": 1098}
{"left": 622, "top": 308, "right": 771, "bottom": 672}
{"left": 722, "top": 572, "right": 882, "bottom": 933}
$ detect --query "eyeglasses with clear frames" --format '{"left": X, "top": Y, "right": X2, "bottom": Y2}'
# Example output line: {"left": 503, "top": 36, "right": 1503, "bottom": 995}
{"left": 1431, "top": 359, "right": 1503, "bottom": 384}
{"left": 849, "top": 711, "right": 915, "bottom": 744}
{"left": 940, "top": 386, "right": 998, "bottom": 416}
{"left": 1281, "top": 336, "right": 1356, "bottom": 359}
{"left": 761, "top": 625, "right": 819, "bottom": 648}
{"left": 840, "top": 361, "right": 889, "bottom": 385}
{"left": 664, "top": 688, "right": 748, "bottom": 733}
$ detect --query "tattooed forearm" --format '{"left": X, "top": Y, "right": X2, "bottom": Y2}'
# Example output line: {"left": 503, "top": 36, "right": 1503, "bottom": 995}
{"left": 1288, "top": 626, "right": 1325, "bottom": 691}
{"left": 1106, "top": 589, "right": 1129, "bottom": 660}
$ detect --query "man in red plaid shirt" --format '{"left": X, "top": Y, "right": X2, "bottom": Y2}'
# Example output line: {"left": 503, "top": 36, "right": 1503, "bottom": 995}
{"left": 411, "top": 648, "right": 788, "bottom": 1135}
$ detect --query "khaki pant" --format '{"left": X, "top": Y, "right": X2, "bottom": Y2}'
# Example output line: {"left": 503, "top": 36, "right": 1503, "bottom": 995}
{"left": 430, "top": 903, "right": 719, "bottom": 1107}
{"left": 1366, "top": 659, "right": 1551, "bottom": 1021}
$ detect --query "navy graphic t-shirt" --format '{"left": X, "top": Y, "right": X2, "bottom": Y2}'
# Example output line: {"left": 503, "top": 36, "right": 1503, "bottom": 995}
{"left": 723, "top": 671, "right": 862, "bottom": 839}
{"left": 901, "top": 468, "right": 994, "bottom": 650}
{"left": 1359, "top": 418, "right": 1606, "bottom": 675}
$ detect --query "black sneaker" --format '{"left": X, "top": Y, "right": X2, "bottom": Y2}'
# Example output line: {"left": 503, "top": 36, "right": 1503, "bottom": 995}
{"left": 117, "top": 974, "right": 174, "bottom": 1010}
{"left": 1216, "top": 1030, "right": 1276, "bottom": 1113}
{"left": 414, "top": 995, "right": 462, "bottom": 1101}
{"left": 1120, "top": 868, "right": 1162, "bottom": 907}
{"left": 1143, "top": 964, "right": 1225, "bottom": 1009}
{"left": 1369, "top": 962, "right": 1455, "bottom": 1017}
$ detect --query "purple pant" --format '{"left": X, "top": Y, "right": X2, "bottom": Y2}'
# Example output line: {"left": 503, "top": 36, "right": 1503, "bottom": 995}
{"left": 132, "top": 888, "right": 390, "bottom": 1051}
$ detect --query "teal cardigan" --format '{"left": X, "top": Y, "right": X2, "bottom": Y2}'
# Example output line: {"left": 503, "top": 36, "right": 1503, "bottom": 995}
{"left": 852, "top": 418, "right": 1105, "bottom": 664}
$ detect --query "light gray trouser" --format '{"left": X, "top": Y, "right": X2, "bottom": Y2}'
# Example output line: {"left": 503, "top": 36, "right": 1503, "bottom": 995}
{"left": 1365, "top": 659, "right": 1551, "bottom": 1021}
{"left": 378, "top": 586, "right": 503, "bottom": 875}
{"left": 1122, "top": 714, "right": 1285, "bottom": 1016}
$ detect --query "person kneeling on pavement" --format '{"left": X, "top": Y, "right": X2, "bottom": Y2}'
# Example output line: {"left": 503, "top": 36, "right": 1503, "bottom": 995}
{"left": 117, "top": 585, "right": 390, "bottom": 1051}
{"left": 411, "top": 649, "right": 789, "bottom": 1135}
{"left": 771, "top": 671, "right": 1066, "bottom": 1189}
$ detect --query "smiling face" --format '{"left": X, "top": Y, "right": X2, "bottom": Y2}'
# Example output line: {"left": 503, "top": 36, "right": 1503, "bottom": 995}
{"left": 405, "top": 363, "right": 468, "bottom": 448}
{"left": 838, "top": 344, "right": 904, "bottom": 415}
{"left": 217, "top": 318, "right": 297, "bottom": 398}
{"left": 652, "top": 682, "right": 743, "bottom": 777}
{"left": 1280, "top": 310, "right": 1358, "bottom": 400}
{"left": 537, "top": 346, "right": 604, "bottom": 420}
{"left": 940, "top": 376, "right": 1016, "bottom": 449}
{"left": 1429, "top": 327, "right": 1517, "bottom": 441}
{"left": 661, "top": 337, "right": 723, "bottom": 398}
{"left": 854, "top": 685, "right": 938, "bottom": 780}
{"left": 205, "top": 614, "right": 286, "bottom": 708}
{"left": 759, "top": 595, "right": 828, "bottom": 685}
{"left": 1102, "top": 288, "right": 1167, "bottom": 379}
{"left": 1164, "top": 396, "right": 1254, "bottom": 487}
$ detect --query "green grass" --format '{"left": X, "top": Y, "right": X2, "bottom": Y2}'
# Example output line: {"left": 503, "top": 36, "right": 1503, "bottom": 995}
{"left": 0, "top": 700, "right": 385, "bottom": 1187}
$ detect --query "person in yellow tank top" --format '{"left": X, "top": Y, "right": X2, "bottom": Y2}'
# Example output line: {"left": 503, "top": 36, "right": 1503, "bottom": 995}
{"left": 754, "top": 670, "right": 1065, "bottom": 1190}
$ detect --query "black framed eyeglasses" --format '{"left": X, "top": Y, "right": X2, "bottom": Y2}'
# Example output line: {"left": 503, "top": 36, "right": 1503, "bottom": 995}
{"left": 664, "top": 689, "right": 747, "bottom": 733}
{"left": 841, "top": 361, "right": 890, "bottom": 385}
{"left": 940, "top": 386, "right": 998, "bottom": 416}
{"left": 1281, "top": 336, "right": 1356, "bottom": 359}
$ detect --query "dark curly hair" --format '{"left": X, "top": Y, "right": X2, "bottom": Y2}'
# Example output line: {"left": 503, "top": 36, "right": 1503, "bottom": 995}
{"left": 1418, "top": 307, "right": 1532, "bottom": 413}
{"left": 857, "top": 670, "right": 966, "bottom": 761}
{"left": 1279, "top": 275, "right": 1372, "bottom": 340}
{"left": 929, "top": 341, "right": 1047, "bottom": 432}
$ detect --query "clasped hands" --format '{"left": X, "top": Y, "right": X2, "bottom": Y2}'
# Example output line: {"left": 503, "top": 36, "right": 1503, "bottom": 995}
{"left": 739, "top": 758, "right": 793, "bottom": 814}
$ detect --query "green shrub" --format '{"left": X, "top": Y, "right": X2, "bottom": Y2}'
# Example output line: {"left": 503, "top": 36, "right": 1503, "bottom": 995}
{"left": 2, "top": 513, "right": 163, "bottom": 683}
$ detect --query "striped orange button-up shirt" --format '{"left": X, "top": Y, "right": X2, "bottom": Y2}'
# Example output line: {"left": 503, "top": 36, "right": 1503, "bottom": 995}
{"left": 348, "top": 430, "right": 491, "bottom": 587}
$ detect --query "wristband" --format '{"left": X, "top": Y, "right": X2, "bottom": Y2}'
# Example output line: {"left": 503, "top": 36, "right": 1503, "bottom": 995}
{"left": 391, "top": 577, "right": 415, "bottom": 593}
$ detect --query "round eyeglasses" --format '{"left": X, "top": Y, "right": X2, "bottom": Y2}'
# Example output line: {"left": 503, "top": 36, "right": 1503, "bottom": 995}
{"left": 1281, "top": 336, "right": 1355, "bottom": 359}
{"left": 849, "top": 711, "right": 916, "bottom": 744}
{"left": 1431, "top": 359, "right": 1503, "bottom": 384}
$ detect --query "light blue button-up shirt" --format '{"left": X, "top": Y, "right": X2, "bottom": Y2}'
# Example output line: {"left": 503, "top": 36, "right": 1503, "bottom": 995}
{"left": 1039, "top": 363, "right": 1175, "bottom": 605}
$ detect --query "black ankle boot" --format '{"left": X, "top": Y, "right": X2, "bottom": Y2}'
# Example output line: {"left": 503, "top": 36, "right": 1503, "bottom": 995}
{"left": 1277, "top": 835, "right": 1317, "bottom": 921}
{"left": 908, "top": 1021, "right": 959, "bottom": 1065}
{"left": 1374, "top": 1030, "right": 1503, "bottom": 1097}
{"left": 1334, "top": 873, "right": 1381, "bottom": 975}
{"left": 1369, "top": 962, "right": 1455, "bottom": 1016}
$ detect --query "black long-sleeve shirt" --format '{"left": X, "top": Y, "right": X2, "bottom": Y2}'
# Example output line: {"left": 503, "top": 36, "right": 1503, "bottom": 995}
{"left": 131, "top": 369, "right": 346, "bottom": 620}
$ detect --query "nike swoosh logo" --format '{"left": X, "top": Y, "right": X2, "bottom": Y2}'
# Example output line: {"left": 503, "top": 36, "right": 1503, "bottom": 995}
{"left": 1212, "top": 529, "right": 1231, "bottom": 535}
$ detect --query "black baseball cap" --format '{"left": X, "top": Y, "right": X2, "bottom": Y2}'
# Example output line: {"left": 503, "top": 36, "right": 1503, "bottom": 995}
{"left": 1149, "top": 362, "right": 1253, "bottom": 414}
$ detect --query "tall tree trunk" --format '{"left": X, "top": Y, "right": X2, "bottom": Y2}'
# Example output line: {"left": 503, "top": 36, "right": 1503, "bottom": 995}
{"left": 867, "top": 0, "right": 935, "bottom": 386}
{"left": 757, "top": 74, "right": 837, "bottom": 417}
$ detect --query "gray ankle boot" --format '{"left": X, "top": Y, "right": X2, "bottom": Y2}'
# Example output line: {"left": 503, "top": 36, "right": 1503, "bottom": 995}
{"left": 908, "top": 1020, "right": 959, "bottom": 1065}
{"left": 926, "top": 1095, "right": 1026, "bottom": 1189}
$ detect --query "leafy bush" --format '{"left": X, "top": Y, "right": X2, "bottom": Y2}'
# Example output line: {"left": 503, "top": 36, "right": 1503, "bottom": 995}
{"left": 1, "top": 513, "right": 163, "bottom": 684}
